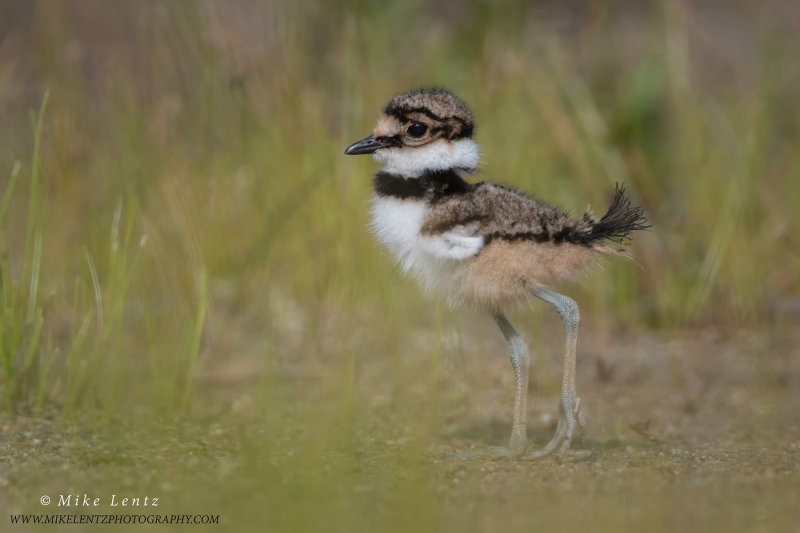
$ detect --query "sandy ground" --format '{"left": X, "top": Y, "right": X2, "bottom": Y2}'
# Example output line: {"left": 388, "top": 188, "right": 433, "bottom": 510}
{"left": 1, "top": 320, "right": 799, "bottom": 532}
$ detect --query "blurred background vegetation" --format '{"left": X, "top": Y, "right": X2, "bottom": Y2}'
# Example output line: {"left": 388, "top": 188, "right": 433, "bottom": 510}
{"left": 0, "top": 1, "right": 798, "bottom": 531}
{"left": 2, "top": 0, "right": 798, "bottom": 414}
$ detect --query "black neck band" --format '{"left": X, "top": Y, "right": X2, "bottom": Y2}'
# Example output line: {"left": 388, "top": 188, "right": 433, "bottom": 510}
{"left": 373, "top": 169, "right": 473, "bottom": 201}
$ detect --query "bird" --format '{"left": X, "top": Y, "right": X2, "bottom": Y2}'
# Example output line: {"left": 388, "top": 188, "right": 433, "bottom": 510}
{"left": 345, "top": 88, "right": 648, "bottom": 458}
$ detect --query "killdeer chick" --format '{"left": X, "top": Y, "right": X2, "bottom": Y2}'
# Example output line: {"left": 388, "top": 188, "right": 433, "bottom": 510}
{"left": 345, "top": 88, "right": 648, "bottom": 458}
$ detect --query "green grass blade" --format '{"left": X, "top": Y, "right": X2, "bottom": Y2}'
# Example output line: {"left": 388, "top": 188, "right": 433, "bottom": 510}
{"left": 0, "top": 161, "right": 21, "bottom": 230}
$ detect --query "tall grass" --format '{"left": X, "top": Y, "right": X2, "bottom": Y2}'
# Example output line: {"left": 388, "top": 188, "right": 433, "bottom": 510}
{"left": 0, "top": 92, "right": 48, "bottom": 411}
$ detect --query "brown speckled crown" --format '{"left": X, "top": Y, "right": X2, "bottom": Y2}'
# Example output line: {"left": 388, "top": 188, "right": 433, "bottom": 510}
{"left": 383, "top": 88, "right": 474, "bottom": 139}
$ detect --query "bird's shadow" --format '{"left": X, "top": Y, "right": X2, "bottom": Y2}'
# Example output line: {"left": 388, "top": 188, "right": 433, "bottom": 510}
{"left": 447, "top": 419, "right": 638, "bottom": 456}
{"left": 450, "top": 419, "right": 551, "bottom": 446}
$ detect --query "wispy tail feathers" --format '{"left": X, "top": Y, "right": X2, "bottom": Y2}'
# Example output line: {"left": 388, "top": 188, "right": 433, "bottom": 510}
{"left": 581, "top": 183, "right": 649, "bottom": 245}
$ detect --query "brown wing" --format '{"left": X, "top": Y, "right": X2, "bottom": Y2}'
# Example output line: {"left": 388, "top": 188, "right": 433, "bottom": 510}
{"left": 420, "top": 183, "right": 589, "bottom": 242}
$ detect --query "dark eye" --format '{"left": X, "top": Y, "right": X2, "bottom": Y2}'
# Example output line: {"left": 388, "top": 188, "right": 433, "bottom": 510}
{"left": 407, "top": 122, "right": 428, "bottom": 138}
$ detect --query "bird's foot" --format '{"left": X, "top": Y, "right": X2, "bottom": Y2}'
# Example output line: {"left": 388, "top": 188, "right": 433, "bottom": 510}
{"left": 451, "top": 446, "right": 524, "bottom": 460}
{"left": 524, "top": 396, "right": 583, "bottom": 460}
{"left": 509, "top": 423, "right": 528, "bottom": 455}
{"left": 446, "top": 424, "right": 529, "bottom": 459}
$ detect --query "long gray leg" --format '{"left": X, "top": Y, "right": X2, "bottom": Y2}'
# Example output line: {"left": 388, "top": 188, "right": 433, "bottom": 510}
{"left": 493, "top": 312, "right": 530, "bottom": 455}
{"left": 526, "top": 287, "right": 582, "bottom": 458}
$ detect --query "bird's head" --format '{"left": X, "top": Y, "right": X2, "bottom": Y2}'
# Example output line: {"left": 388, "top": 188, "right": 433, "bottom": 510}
{"left": 345, "top": 88, "right": 479, "bottom": 176}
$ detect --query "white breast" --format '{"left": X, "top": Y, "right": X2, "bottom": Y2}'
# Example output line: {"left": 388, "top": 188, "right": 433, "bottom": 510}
{"left": 370, "top": 195, "right": 483, "bottom": 300}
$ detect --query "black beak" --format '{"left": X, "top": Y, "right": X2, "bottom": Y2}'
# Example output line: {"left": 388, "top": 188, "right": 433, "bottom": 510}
{"left": 344, "top": 134, "right": 386, "bottom": 155}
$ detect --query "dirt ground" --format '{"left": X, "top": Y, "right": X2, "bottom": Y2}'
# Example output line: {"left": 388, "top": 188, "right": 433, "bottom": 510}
{"left": 1, "top": 321, "right": 799, "bottom": 532}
